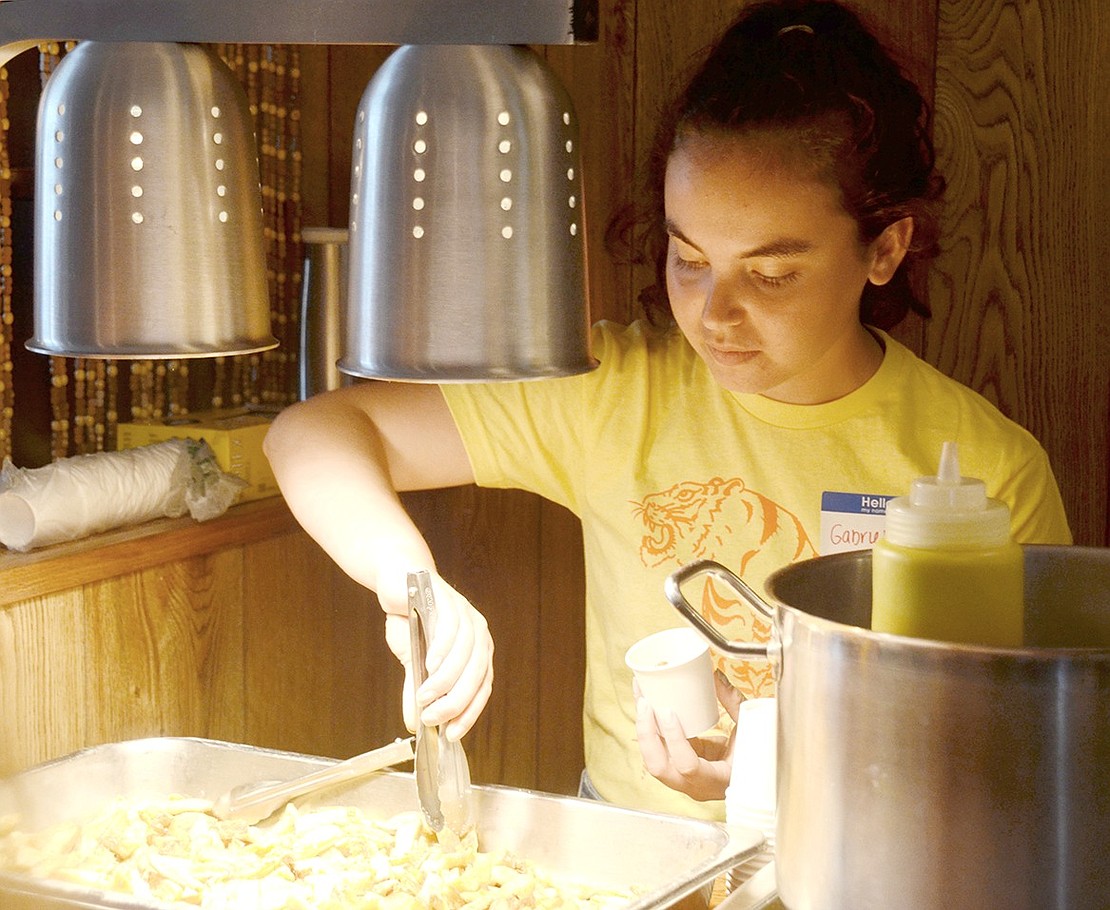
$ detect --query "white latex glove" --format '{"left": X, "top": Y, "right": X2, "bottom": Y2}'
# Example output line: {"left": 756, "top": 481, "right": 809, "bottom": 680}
{"left": 379, "top": 568, "right": 494, "bottom": 742}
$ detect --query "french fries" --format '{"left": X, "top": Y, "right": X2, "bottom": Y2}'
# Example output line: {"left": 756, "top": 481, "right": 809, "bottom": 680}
{"left": 0, "top": 795, "right": 636, "bottom": 909}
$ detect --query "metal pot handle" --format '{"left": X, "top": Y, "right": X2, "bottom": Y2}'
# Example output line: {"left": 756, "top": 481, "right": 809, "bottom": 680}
{"left": 664, "top": 559, "right": 774, "bottom": 659}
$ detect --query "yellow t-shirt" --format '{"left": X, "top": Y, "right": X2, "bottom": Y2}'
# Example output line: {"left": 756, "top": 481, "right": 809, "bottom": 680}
{"left": 441, "top": 321, "right": 1072, "bottom": 820}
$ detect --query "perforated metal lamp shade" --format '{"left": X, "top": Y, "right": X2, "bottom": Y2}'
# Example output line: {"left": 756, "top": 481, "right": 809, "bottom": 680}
{"left": 340, "top": 44, "right": 596, "bottom": 382}
{"left": 29, "top": 41, "right": 276, "bottom": 359}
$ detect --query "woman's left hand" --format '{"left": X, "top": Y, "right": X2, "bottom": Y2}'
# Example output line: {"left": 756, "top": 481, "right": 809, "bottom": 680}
{"left": 634, "top": 671, "right": 743, "bottom": 801}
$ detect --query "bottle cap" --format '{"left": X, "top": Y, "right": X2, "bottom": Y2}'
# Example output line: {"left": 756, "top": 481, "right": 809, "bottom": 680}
{"left": 884, "top": 442, "right": 1012, "bottom": 548}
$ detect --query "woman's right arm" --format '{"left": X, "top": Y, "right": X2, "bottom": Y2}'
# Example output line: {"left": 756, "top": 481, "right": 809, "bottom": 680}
{"left": 263, "top": 381, "right": 492, "bottom": 740}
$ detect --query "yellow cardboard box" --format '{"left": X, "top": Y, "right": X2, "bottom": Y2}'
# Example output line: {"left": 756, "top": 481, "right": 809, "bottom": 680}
{"left": 115, "top": 406, "right": 281, "bottom": 503}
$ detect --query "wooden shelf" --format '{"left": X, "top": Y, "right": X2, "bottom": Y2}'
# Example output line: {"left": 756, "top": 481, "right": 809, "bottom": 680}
{"left": 0, "top": 496, "right": 301, "bottom": 608}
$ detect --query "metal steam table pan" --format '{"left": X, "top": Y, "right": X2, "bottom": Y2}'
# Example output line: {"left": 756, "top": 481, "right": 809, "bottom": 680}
{"left": 0, "top": 737, "right": 764, "bottom": 910}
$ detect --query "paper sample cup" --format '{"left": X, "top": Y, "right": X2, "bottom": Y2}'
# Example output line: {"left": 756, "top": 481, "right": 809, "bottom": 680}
{"left": 625, "top": 626, "right": 719, "bottom": 737}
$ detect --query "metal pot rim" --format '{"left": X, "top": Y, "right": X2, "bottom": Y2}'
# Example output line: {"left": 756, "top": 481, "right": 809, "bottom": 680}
{"left": 765, "top": 544, "right": 1110, "bottom": 661}
{"left": 667, "top": 546, "right": 1110, "bottom": 662}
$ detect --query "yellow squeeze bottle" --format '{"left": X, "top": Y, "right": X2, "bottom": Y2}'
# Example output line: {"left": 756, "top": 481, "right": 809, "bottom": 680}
{"left": 871, "top": 441, "right": 1024, "bottom": 647}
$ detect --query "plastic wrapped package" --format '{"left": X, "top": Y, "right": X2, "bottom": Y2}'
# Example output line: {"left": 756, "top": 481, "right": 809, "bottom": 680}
{"left": 0, "top": 439, "right": 247, "bottom": 552}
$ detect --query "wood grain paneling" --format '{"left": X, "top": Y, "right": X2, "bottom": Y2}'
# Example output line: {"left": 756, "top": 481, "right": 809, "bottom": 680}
{"left": 239, "top": 531, "right": 401, "bottom": 759}
{"left": 0, "top": 506, "right": 389, "bottom": 777}
{"left": 81, "top": 554, "right": 245, "bottom": 745}
{"left": 931, "top": 0, "right": 1109, "bottom": 545}
{"left": 1, "top": 594, "right": 89, "bottom": 771}
{"left": 547, "top": 0, "right": 638, "bottom": 323}
{"left": 405, "top": 487, "right": 551, "bottom": 789}
{"left": 243, "top": 534, "right": 338, "bottom": 754}
{"left": 534, "top": 499, "right": 587, "bottom": 793}
{"left": 296, "top": 45, "right": 332, "bottom": 231}
{"left": 1, "top": 551, "right": 248, "bottom": 774}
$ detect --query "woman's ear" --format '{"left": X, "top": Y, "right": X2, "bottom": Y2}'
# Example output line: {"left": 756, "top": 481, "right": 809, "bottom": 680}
{"left": 868, "top": 217, "right": 914, "bottom": 286}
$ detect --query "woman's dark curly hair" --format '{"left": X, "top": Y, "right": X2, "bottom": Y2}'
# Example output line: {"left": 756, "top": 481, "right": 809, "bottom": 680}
{"left": 608, "top": 0, "right": 945, "bottom": 329}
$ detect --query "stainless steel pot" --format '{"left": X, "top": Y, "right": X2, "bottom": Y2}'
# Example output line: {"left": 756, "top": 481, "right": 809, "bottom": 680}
{"left": 666, "top": 545, "right": 1110, "bottom": 910}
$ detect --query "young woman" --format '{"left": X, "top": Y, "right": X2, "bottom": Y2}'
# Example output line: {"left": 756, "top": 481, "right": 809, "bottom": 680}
{"left": 264, "top": 0, "right": 1071, "bottom": 821}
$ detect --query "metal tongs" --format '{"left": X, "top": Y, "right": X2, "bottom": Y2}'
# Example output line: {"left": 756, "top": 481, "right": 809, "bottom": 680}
{"left": 408, "top": 569, "right": 475, "bottom": 842}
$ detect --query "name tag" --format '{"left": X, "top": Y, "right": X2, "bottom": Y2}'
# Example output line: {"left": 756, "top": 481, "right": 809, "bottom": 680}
{"left": 819, "top": 491, "right": 892, "bottom": 555}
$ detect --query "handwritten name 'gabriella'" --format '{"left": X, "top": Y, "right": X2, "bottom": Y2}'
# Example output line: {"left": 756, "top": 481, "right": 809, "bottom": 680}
{"left": 829, "top": 524, "right": 882, "bottom": 547}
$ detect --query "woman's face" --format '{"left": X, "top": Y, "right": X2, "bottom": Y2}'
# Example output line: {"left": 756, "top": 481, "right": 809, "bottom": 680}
{"left": 664, "top": 131, "right": 908, "bottom": 404}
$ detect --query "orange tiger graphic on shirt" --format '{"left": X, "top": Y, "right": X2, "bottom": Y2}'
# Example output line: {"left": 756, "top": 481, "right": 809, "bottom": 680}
{"left": 632, "top": 476, "right": 816, "bottom": 698}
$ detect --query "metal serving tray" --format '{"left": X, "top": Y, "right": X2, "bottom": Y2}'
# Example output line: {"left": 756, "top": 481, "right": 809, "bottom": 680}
{"left": 0, "top": 738, "right": 763, "bottom": 910}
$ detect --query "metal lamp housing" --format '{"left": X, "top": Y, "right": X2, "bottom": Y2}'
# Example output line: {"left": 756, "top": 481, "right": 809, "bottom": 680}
{"left": 341, "top": 44, "right": 596, "bottom": 382}
{"left": 30, "top": 41, "right": 277, "bottom": 359}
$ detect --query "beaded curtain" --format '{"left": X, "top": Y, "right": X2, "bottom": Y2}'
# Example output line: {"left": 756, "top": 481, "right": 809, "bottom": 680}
{"left": 0, "top": 60, "right": 13, "bottom": 457}
{"left": 0, "top": 43, "right": 303, "bottom": 463}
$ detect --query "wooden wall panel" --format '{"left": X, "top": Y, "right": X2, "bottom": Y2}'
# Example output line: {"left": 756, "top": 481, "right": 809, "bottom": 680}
{"left": 0, "top": 594, "right": 89, "bottom": 773}
{"left": 239, "top": 530, "right": 401, "bottom": 760}
{"left": 547, "top": 0, "right": 638, "bottom": 324}
{"left": 0, "top": 551, "right": 247, "bottom": 775}
{"left": 534, "top": 500, "right": 587, "bottom": 792}
{"left": 244, "top": 534, "right": 357, "bottom": 755}
{"left": 296, "top": 44, "right": 332, "bottom": 232}
{"left": 406, "top": 487, "right": 550, "bottom": 790}
{"left": 0, "top": 511, "right": 396, "bottom": 779}
{"left": 931, "top": 0, "right": 1109, "bottom": 545}
{"left": 81, "top": 557, "right": 245, "bottom": 746}
{"left": 324, "top": 559, "right": 399, "bottom": 759}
